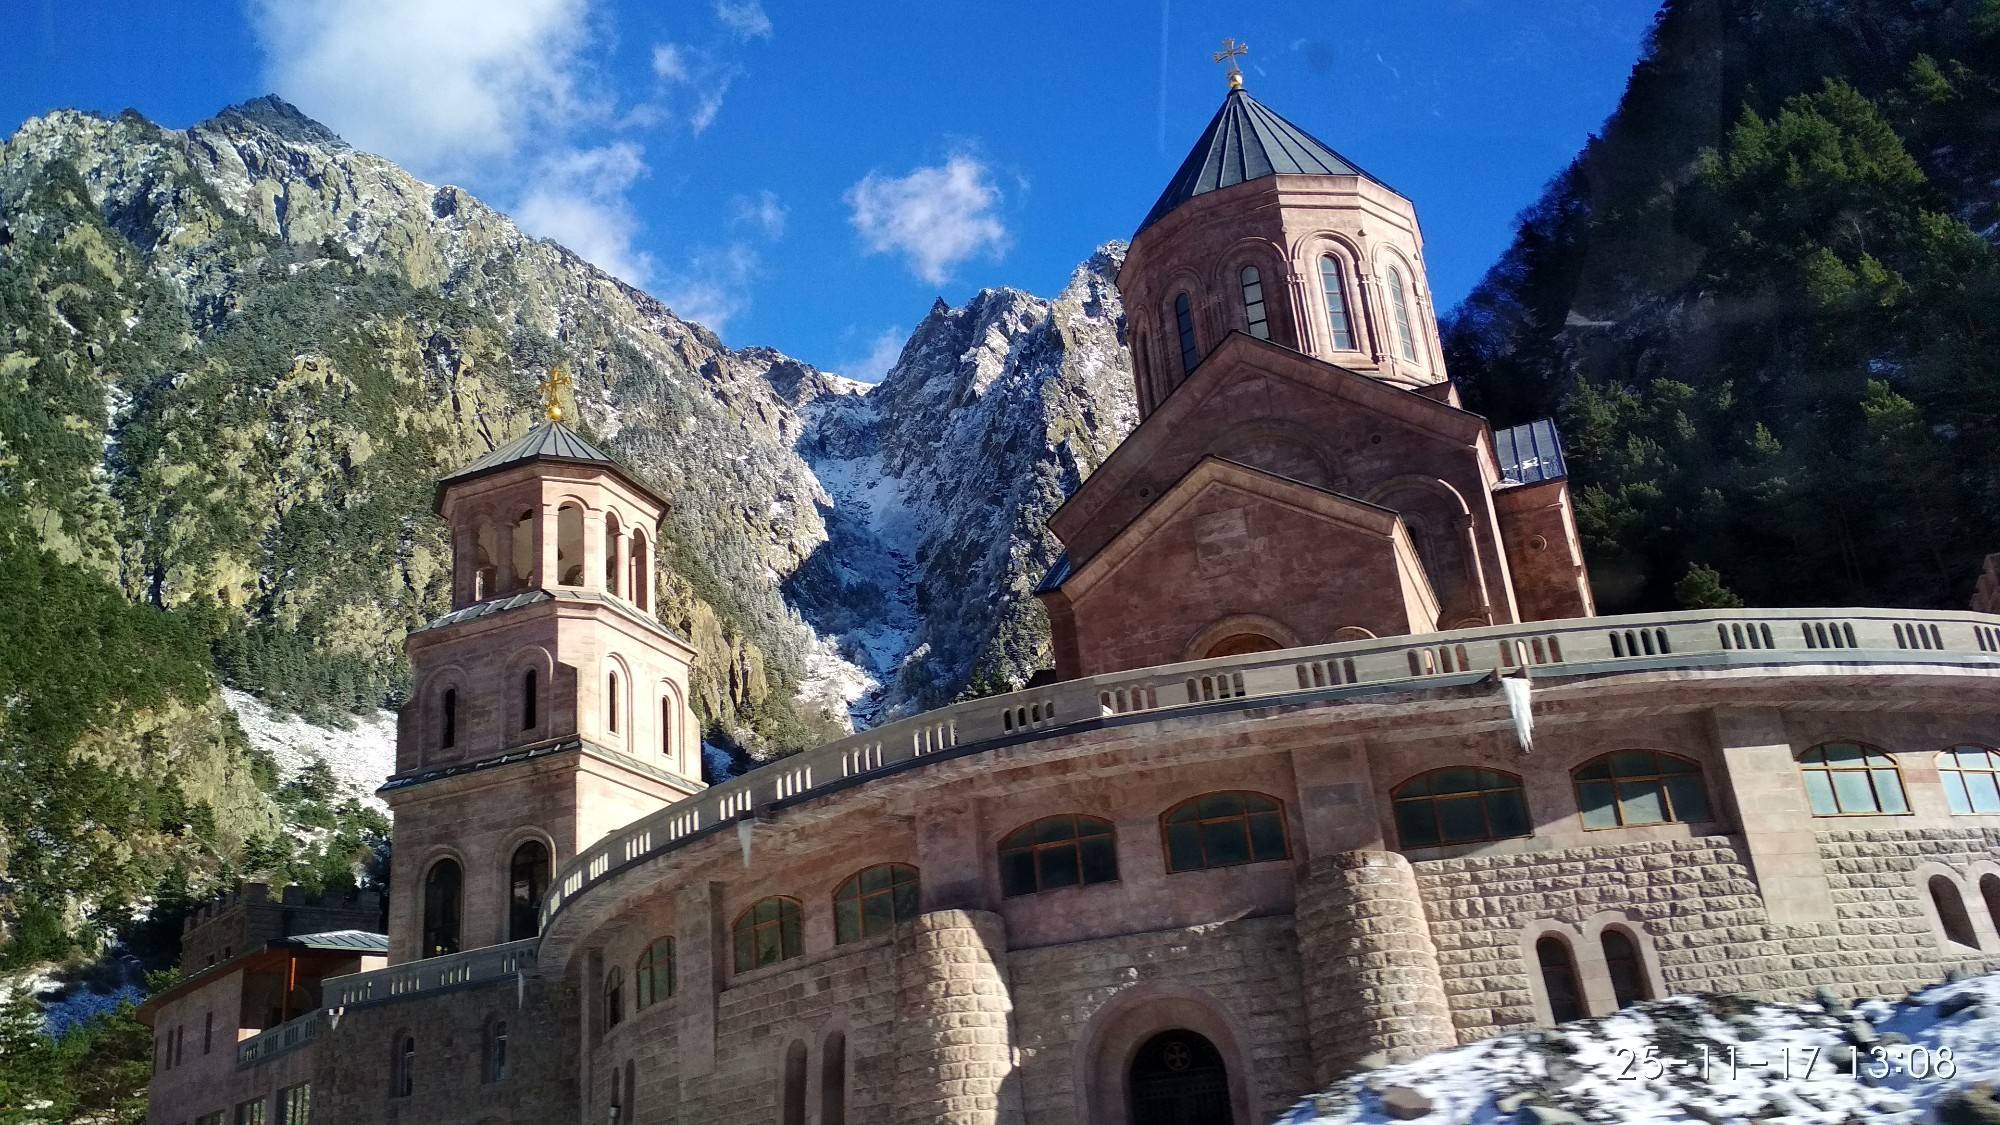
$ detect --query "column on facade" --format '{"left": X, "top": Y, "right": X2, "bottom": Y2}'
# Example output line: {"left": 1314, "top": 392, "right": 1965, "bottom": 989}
{"left": 1713, "top": 707, "right": 1836, "bottom": 924}
{"left": 891, "top": 909, "right": 1024, "bottom": 1125}
{"left": 611, "top": 523, "right": 629, "bottom": 599}
{"left": 1294, "top": 850, "right": 1456, "bottom": 1084}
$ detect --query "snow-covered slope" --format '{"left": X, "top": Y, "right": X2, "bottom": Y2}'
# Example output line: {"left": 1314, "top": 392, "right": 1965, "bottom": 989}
{"left": 224, "top": 688, "right": 395, "bottom": 810}
{"left": 1283, "top": 972, "right": 2000, "bottom": 1124}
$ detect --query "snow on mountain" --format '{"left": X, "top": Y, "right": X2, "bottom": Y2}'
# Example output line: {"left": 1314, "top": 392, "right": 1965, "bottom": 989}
{"left": 1283, "top": 972, "right": 2000, "bottom": 1124}
{"left": 224, "top": 688, "right": 396, "bottom": 810}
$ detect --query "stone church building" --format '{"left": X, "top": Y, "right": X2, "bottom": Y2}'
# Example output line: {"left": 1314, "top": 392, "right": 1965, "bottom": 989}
{"left": 141, "top": 80, "right": 2000, "bottom": 1125}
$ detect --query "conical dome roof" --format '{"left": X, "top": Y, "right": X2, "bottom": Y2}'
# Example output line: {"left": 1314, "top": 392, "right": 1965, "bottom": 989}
{"left": 1136, "top": 87, "right": 1391, "bottom": 235}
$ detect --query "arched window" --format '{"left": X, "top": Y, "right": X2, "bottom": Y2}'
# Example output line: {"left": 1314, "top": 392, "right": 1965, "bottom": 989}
{"left": 1392, "top": 768, "right": 1530, "bottom": 848}
{"left": 393, "top": 1033, "right": 415, "bottom": 1098}
{"left": 556, "top": 503, "right": 585, "bottom": 585}
{"left": 511, "top": 509, "right": 535, "bottom": 586}
{"left": 732, "top": 897, "right": 803, "bottom": 973}
{"left": 636, "top": 937, "right": 675, "bottom": 1009}
{"left": 1239, "top": 266, "right": 1270, "bottom": 340}
{"left": 780, "top": 1040, "right": 808, "bottom": 1125}
{"left": 1318, "top": 255, "right": 1356, "bottom": 350}
{"left": 1536, "top": 936, "right": 1585, "bottom": 1024}
{"left": 1931, "top": 875, "right": 1980, "bottom": 949}
{"left": 439, "top": 687, "right": 457, "bottom": 750}
{"left": 520, "top": 668, "right": 537, "bottom": 731}
{"left": 834, "top": 863, "right": 920, "bottom": 943}
{"left": 820, "top": 1029, "right": 847, "bottom": 1125}
{"left": 604, "top": 512, "right": 622, "bottom": 595}
{"left": 630, "top": 529, "right": 650, "bottom": 612}
{"left": 482, "top": 1016, "right": 508, "bottom": 1083}
{"left": 421, "top": 859, "right": 461, "bottom": 957}
{"left": 660, "top": 693, "right": 673, "bottom": 760}
{"left": 1173, "top": 292, "right": 1199, "bottom": 374}
{"left": 1161, "top": 791, "right": 1289, "bottom": 873}
{"left": 1602, "top": 929, "right": 1651, "bottom": 1008}
{"left": 1940, "top": 746, "right": 2000, "bottom": 814}
{"left": 998, "top": 814, "right": 1118, "bottom": 897}
{"left": 473, "top": 520, "right": 500, "bottom": 600}
{"left": 607, "top": 670, "right": 620, "bottom": 734}
{"left": 603, "top": 965, "right": 624, "bottom": 1030}
{"left": 1382, "top": 263, "right": 1418, "bottom": 361}
{"left": 1798, "top": 742, "right": 1908, "bottom": 816}
{"left": 1981, "top": 874, "right": 2000, "bottom": 940}
{"left": 508, "top": 839, "right": 550, "bottom": 942}
{"left": 1573, "top": 751, "right": 1712, "bottom": 829}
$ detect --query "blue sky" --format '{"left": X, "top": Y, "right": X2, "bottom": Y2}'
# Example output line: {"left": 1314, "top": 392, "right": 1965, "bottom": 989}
{"left": 2, "top": 1, "right": 1659, "bottom": 380}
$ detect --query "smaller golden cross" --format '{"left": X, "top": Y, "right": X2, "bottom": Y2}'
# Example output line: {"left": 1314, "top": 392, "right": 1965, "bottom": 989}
{"left": 540, "top": 365, "right": 574, "bottom": 423}
{"left": 1213, "top": 38, "right": 1248, "bottom": 90}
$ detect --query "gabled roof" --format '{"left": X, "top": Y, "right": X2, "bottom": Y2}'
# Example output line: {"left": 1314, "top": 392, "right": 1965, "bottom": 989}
{"left": 434, "top": 420, "right": 668, "bottom": 511}
{"left": 1137, "top": 87, "right": 1392, "bottom": 235}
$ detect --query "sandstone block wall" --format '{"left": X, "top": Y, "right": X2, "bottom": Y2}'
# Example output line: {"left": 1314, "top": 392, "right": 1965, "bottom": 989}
{"left": 892, "top": 910, "right": 1022, "bottom": 1125}
{"left": 1007, "top": 915, "right": 1311, "bottom": 1125}
{"left": 1815, "top": 826, "right": 2000, "bottom": 997}
{"left": 1295, "top": 851, "right": 1453, "bottom": 1081}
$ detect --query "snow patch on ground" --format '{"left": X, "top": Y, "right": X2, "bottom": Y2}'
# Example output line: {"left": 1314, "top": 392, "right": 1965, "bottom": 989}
{"left": 223, "top": 688, "right": 396, "bottom": 811}
{"left": 1281, "top": 972, "right": 2000, "bottom": 1124}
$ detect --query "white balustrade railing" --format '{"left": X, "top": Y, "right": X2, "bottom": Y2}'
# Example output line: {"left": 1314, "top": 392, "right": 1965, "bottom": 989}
{"left": 321, "top": 938, "right": 536, "bottom": 1010}
{"left": 236, "top": 1007, "right": 329, "bottom": 1068}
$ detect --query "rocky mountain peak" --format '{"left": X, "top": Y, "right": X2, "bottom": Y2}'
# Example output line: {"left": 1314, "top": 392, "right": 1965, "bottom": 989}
{"left": 203, "top": 95, "right": 350, "bottom": 149}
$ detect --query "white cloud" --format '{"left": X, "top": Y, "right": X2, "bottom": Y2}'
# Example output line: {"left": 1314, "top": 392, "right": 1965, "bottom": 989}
{"left": 730, "top": 190, "right": 787, "bottom": 239}
{"left": 513, "top": 143, "right": 655, "bottom": 285}
{"left": 657, "top": 244, "right": 761, "bottom": 334}
{"left": 839, "top": 328, "right": 906, "bottom": 383}
{"left": 249, "top": 0, "right": 599, "bottom": 180}
{"left": 651, "top": 42, "right": 690, "bottom": 82}
{"left": 690, "top": 76, "right": 735, "bottom": 135}
{"left": 845, "top": 154, "right": 1010, "bottom": 285}
{"left": 714, "top": 0, "right": 772, "bottom": 39}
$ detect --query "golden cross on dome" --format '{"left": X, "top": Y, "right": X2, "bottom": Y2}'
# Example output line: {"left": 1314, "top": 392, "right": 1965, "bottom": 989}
{"left": 1213, "top": 38, "right": 1248, "bottom": 90}
{"left": 540, "top": 365, "right": 573, "bottom": 423}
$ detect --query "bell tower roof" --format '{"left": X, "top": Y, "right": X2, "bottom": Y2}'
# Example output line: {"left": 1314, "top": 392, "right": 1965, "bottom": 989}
{"left": 1136, "top": 87, "right": 1392, "bottom": 236}
{"left": 434, "top": 420, "right": 666, "bottom": 512}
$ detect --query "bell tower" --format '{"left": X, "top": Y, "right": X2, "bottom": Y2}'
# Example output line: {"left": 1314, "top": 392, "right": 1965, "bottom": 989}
{"left": 383, "top": 371, "right": 703, "bottom": 963}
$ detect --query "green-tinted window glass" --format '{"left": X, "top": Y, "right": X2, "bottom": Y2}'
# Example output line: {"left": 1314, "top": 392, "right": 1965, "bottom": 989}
{"left": 1799, "top": 743, "right": 1907, "bottom": 816}
{"left": 1938, "top": 747, "right": 2000, "bottom": 815}
{"left": 1161, "top": 792, "right": 1291, "bottom": 872}
{"left": 1392, "top": 769, "right": 1531, "bottom": 848}
{"left": 834, "top": 864, "right": 919, "bottom": 944}
{"left": 732, "top": 897, "right": 802, "bottom": 972}
{"left": 998, "top": 816, "right": 1119, "bottom": 897}
{"left": 1571, "top": 751, "right": 1713, "bottom": 829}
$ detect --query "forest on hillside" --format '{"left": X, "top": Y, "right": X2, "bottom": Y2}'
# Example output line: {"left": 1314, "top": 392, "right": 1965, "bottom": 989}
{"left": 1446, "top": 0, "right": 2000, "bottom": 614}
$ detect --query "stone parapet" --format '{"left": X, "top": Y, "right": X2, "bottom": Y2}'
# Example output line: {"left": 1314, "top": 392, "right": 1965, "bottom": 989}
{"left": 892, "top": 909, "right": 1024, "bottom": 1125}
{"left": 1295, "top": 850, "right": 1455, "bottom": 1083}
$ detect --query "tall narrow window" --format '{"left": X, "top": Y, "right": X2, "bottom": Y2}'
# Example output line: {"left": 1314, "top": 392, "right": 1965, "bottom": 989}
{"left": 604, "top": 512, "right": 622, "bottom": 595}
{"left": 556, "top": 504, "right": 585, "bottom": 585}
{"left": 637, "top": 937, "right": 676, "bottom": 1008}
{"left": 421, "top": 859, "right": 462, "bottom": 957}
{"left": 394, "top": 1034, "right": 415, "bottom": 1098}
{"left": 483, "top": 1017, "right": 509, "bottom": 1083}
{"left": 1318, "top": 256, "right": 1356, "bottom": 350}
{"left": 1798, "top": 743, "right": 1908, "bottom": 816}
{"left": 821, "top": 1030, "right": 847, "bottom": 1125}
{"left": 520, "top": 668, "right": 537, "bottom": 731}
{"left": 603, "top": 965, "right": 624, "bottom": 1030}
{"left": 1602, "top": 929, "right": 1652, "bottom": 1008}
{"left": 833, "top": 864, "right": 920, "bottom": 943}
{"left": 204, "top": 1010, "right": 213, "bottom": 1054}
{"left": 1239, "top": 266, "right": 1270, "bottom": 340}
{"left": 1931, "top": 875, "right": 1980, "bottom": 949}
{"left": 630, "top": 530, "right": 650, "bottom": 612}
{"left": 1174, "top": 292, "right": 1198, "bottom": 374}
{"left": 661, "top": 695, "right": 673, "bottom": 759}
{"left": 440, "top": 688, "right": 457, "bottom": 749}
{"left": 1536, "top": 936, "right": 1585, "bottom": 1023}
{"left": 508, "top": 840, "right": 550, "bottom": 942}
{"left": 1383, "top": 264, "right": 1418, "bottom": 360}
{"left": 607, "top": 671, "right": 620, "bottom": 734}
{"left": 781, "top": 1040, "right": 808, "bottom": 1125}
{"left": 1982, "top": 875, "right": 2000, "bottom": 942}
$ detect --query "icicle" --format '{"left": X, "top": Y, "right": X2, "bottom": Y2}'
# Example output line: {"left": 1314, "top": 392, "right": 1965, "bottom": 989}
{"left": 1501, "top": 672, "right": 1534, "bottom": 754}
{"left": 737, "top": 817, "right": 755, "bottom": 868}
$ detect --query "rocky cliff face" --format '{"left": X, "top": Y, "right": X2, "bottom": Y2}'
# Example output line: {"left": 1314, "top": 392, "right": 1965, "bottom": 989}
{"left": 0, "top": 96, "right": 1135, "bottom": 754}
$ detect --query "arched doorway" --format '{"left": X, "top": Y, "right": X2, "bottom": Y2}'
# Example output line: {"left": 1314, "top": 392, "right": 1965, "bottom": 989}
{"left": 1128, "top": 1029, "right": 1233, "bottom": 1125}
{"left": 1203, "top": 634, "right": 1282, "bottom": 659}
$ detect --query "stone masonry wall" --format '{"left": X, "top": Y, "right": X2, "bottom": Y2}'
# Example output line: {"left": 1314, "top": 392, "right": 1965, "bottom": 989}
{"left": 892, "top": 910, "right": 1022, "bottom": 1125}
{"left": 1295, "top": 851, "right": 1454, "bottom": 1082}
{"left": 1007, "top": 915, "right": 1312, "bottom": 1125}
{"left": 1815, "top": 826, "right": 2000, "bottom": 997}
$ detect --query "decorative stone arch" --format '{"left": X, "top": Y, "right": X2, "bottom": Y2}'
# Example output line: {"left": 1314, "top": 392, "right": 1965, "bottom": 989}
{"left": 1915, "top": 861, "right": 1986, "bottom": 952}
{"left": 417, "top": 846, "right": 468, "bottom": 959}
{"left": 553, "top": 496, "right": 591, "bottom": 586}
{"left": 601, "top": 505, "right": 627, "bottom": 597}
{"left": 497, "top": 826, "right": 557, "bottom": 943}
{"left": 657, "top": 676, "right": 688, "bottom": 770}
{"left": 1074, "top": 981, "right": 1259, "bottom": 1125}
{"left": 1365, "top": 474, "right": 1483, "bottom": 617}
{"left": 1518, "top": 920, "right": 1589, "bottom": 1025}
{"left": 1289, "top": 229, "right": 1372, "bottom": 357}
{"left": 1370, "top": 243, "right": 1432, "bottom": 371}
{"left": 1211, "top": 235, "right": 1294, "bottom": 345}
{"left": 628, "top": 523, "right": 654, "bottom": 612}
{"left": 1331, "top": 626, "right": 1377, "bottom": 642}
{"left": 416, "top": 664, "right": 472, "bottom": 762}
{"left": 776, "top": 1035, "right": 809, "bottom": 1125}
{"left": 1181, "top": 613, "right": 1302, "bottom": 662}
{"left": 502, "top": 645, "right": 557, "bottom": 741}
{"left": 602, "top": 651, "right": 635, "bottom": 744}
{"left": 808, "top": 1011, "right": 853, "bottom": 1125}
{"left": 1202, "top": 416, "right": 1341, "bottom": 491}
{"left": 1159, "top": 266, "right": 1212, "bottom": 382}
{"left": 1577, "top": 912, "right": 1668, "bottom": 1010}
